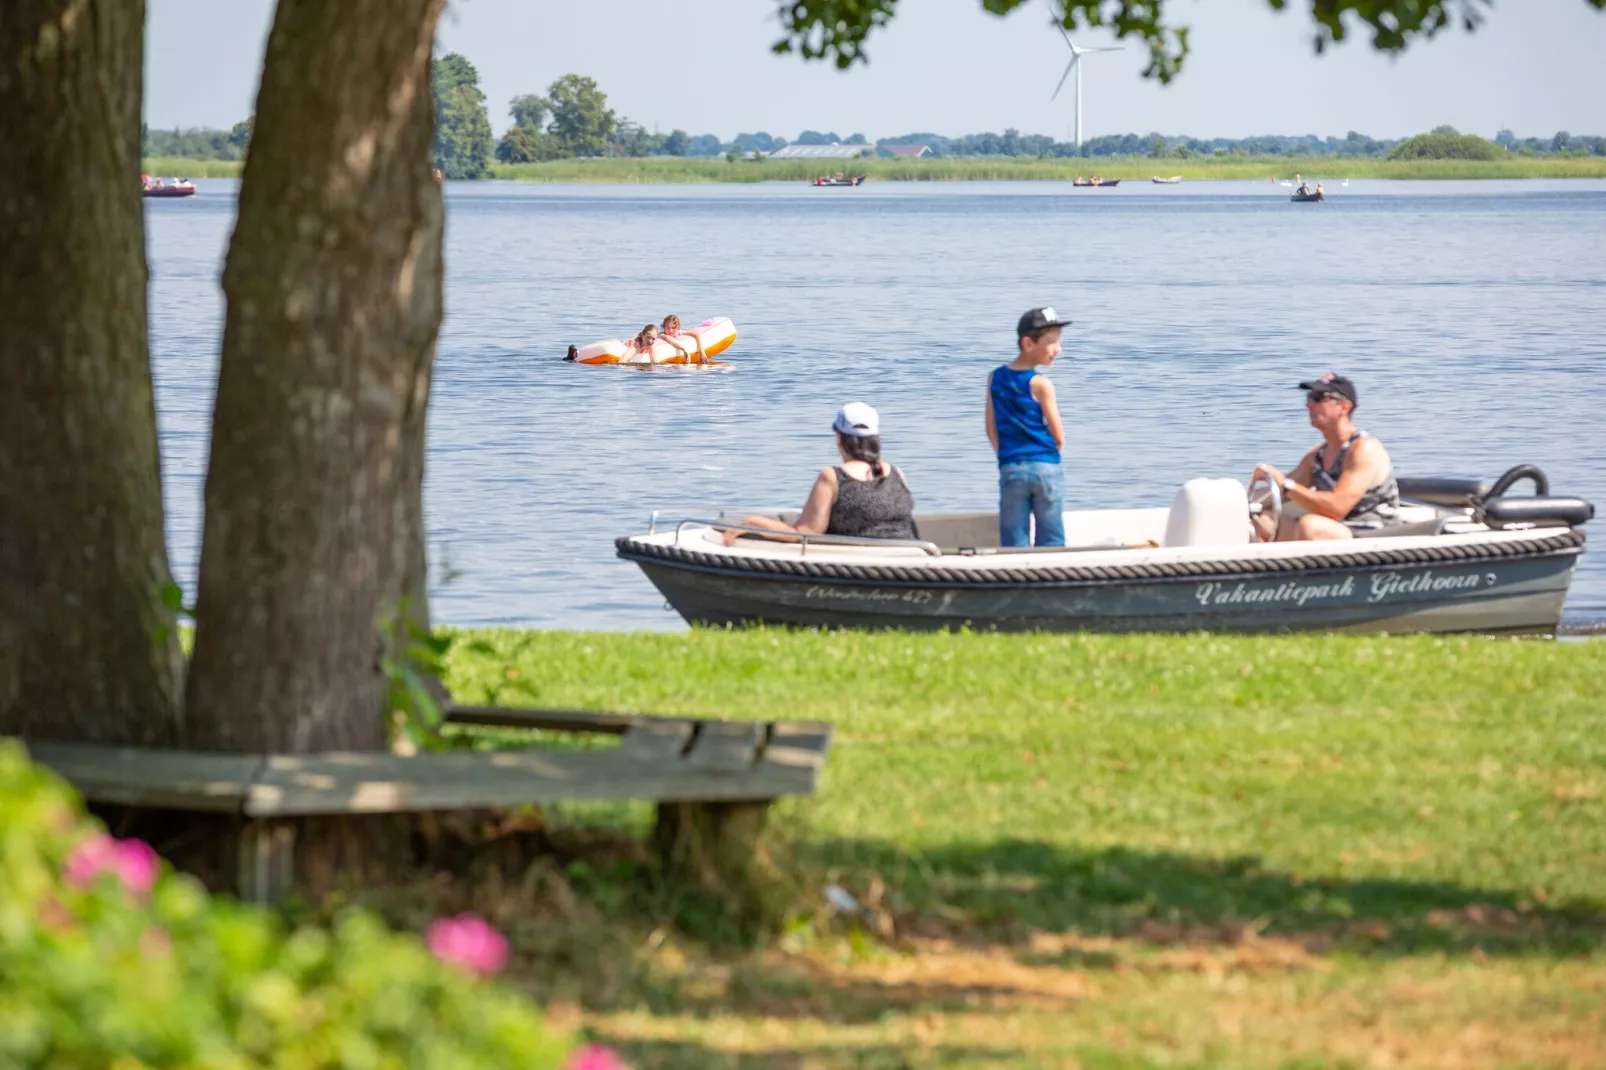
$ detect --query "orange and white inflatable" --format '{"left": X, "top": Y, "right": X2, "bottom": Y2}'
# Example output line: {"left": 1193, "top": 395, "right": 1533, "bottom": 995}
{"left": 569, "top": 317, "right": 737, "bottom": 366}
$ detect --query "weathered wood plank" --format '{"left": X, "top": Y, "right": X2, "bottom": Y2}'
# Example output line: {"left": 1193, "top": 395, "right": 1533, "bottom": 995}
{"left": 684, "top": 721, "right": 763, "bottom": 773}
{"left": 444, "top": 706, "right": 639, "bottom": 734}
{"left": 243, "top": 748, "right": 816, "bottom": 815}
{"left": 618, "top": 719, "right": 694, "bottom": 760}
{"left": 761, "top": 722, "right": 833, "bottom": 771}
{"left": 26, "top": 743, "right": 257, "bottom": 813}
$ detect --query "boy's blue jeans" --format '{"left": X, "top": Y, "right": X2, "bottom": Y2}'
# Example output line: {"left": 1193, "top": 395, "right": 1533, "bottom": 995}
{"left": 998, "top": 461, "right": 1065, "bottom": 547}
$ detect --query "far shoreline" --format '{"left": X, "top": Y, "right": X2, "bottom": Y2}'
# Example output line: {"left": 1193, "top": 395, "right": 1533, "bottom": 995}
{"left": 142, "top": 155, "right": 1606, "bottom": 184}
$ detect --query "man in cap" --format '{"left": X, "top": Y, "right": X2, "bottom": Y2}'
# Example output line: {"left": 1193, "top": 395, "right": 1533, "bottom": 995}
{"left": 1250, "top": 373, "right": 1400, "bottom": 541}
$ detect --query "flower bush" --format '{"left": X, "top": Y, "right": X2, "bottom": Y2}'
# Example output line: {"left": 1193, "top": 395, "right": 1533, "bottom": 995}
{"left": 0, "top": 739, "right": 579, "bottom": 1069}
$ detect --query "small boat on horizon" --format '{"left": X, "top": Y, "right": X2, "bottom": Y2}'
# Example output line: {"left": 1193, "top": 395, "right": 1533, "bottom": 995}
{"left": 812, "top": 175, "right": 865, "bottom": 187}
{"left": 1291, "top": 189, "right": 1325, "bottom": 203}
{"left": 1073, "top": 177, "right": 1120, "bottom": 187}
{"left": 141, "top": 175, "right": 196, "bottom": 198}
{"left": 1151, "top": 175, "right": 1182, "bottom": 184}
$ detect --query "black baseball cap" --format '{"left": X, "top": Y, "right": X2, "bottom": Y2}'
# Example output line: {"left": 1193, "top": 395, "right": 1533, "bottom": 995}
{"left": 1017, "top": 306, "right": 1073, "bottom": 338}
{"left": 1298, "top": 372, "right": 1357, "bottom": 408}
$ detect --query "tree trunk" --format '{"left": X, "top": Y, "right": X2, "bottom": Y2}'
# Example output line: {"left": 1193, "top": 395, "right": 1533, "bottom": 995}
{"left": 0, "top": 0, "right": 184, "bottom": 745}
{"left": 185, "top": 0, "right": 446, "bottom": 754}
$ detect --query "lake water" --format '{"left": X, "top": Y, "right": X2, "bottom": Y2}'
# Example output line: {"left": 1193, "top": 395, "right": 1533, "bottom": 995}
{"left": 147, "top": 178, "right": 1606, "bottom": 630}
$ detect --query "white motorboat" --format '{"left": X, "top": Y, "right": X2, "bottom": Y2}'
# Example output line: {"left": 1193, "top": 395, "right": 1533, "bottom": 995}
{"left": 617, "top": 467, "right": 1591, "bottom": 635}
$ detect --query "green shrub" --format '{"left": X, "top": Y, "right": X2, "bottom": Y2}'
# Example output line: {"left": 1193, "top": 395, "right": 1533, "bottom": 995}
{"left": 1387, "top": 130, "right": 1504, "bottom": 161}
{"left": 0, "top": 740, "right": 574, "bottom": 1069}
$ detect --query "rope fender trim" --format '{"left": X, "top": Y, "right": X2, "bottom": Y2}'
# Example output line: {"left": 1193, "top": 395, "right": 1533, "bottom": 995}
{"left": 615, "top": 529, "right": 1586, "bottom": 586}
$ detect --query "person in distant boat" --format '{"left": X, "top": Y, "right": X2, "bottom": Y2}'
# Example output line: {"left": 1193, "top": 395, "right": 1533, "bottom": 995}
{"left": 987, "top": 307, "right": 1071, "bottom": 548}
{"left": 1250, "top": 373, "right": 1401, "bottom": 542}
{"left": 722, "top": 403, "right": 916, "bottom": 545}
{"left": 658, "top": 314, "right": 707, "bottom": 363}
{"left": 1315, "top": 182, "right": 1324, "bottom": 196}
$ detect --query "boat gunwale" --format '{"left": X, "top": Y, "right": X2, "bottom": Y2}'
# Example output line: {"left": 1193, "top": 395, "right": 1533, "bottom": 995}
{"left": 616, "top": 527, "right": 1586, "bottom": 590}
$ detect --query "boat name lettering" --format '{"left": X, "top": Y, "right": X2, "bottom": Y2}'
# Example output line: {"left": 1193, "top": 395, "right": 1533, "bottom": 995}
{"left": 804, "top": 585, "right": 933, "bottom": 605}
{"left": 1194, "top": 575, "right": 1355, "bottom": 608}
{"left": 1367, "top": 569, "right": 1489, "bottom": 603}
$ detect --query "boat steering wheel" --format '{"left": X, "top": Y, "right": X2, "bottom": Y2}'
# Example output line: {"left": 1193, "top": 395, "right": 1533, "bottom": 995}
{"left": 1247, "top": 475, "right": 1281, "bottom": 540}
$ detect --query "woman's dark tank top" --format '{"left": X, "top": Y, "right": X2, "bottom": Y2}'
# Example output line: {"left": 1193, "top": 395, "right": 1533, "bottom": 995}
{"left": 1314, "top": 431, "right": 1400, "bottom": 527}
{"left": 827, "top": 466, "right": 917, "bottom": 540}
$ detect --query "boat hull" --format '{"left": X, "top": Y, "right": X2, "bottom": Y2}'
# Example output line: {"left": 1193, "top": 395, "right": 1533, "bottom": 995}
{"left": 621, "top": 538, "right": 1580, "bottom": 635}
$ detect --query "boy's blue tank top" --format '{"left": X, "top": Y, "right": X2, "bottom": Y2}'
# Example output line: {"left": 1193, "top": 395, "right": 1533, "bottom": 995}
{"left": 990, "top": 365, "right": 1060, "bottom": 465}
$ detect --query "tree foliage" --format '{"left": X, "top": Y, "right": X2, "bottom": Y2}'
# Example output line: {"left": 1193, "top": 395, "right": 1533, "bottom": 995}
{"left": 496, "top": 94, "right": 560, "bottom": 163}
{"left": 774, "top": 0, "right": 1606, "bottom": 82}
{"left": 1387, "top": 128, "right": 1503, "bottom": 160}
{"left": 431, "top": 52, "right": 493, "bottom": 179}
{"left": 544, "top": 74, "right": 614, "bottom": 156}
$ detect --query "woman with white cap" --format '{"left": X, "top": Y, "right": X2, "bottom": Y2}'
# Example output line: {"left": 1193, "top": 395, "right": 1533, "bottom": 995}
{"left": 722, "top": 402, "right": 916, "bottom": 546}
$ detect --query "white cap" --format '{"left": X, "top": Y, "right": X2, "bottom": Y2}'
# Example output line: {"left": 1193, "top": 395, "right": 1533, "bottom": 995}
{"left": 832, "top": 402, "right": 880, "bottom": 438}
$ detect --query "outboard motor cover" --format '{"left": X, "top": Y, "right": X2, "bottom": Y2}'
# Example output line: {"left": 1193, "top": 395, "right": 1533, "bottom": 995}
{"left": 1164, "top": 478, "right": 1251, "bottom": 548}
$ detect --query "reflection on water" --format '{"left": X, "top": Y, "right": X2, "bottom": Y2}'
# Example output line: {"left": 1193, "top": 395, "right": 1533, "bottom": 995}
{"left": 147, "top": 178, "right": 1606, "bottom": 630}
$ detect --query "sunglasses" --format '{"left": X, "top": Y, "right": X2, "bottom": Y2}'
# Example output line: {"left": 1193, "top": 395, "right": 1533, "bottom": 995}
{"left": 1307, "top": 391, "right": 1342, "bottom": 403}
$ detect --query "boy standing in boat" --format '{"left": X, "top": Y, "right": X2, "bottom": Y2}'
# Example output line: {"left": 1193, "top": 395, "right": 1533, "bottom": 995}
{"left": 986, "top": 307, "right": 1070, "bottom": 547}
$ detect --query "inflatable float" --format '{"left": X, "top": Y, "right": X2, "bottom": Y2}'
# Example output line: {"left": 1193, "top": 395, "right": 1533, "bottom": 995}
{"left": 567, "top": 317, "right": 737, "bottom": 366}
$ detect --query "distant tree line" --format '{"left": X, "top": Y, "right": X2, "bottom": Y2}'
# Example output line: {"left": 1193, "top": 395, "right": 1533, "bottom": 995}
{"left": 145, "top": 59, "right": 1606, "bottom": 172}
{"left": 141, "top": 118, "right": 253, "bottom": 161}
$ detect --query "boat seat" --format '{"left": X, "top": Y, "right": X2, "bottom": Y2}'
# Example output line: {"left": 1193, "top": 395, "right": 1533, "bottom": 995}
{"left": 1163, "top": 478, "right": 1250, "bottom": 547}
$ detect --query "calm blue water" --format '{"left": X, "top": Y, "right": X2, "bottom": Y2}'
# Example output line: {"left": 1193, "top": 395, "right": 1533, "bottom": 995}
{"left": 147, "top": 178, "right": 1606, "bottom": 629}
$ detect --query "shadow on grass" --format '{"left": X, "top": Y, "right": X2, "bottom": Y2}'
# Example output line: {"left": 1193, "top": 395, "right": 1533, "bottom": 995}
{"left": 797, "top": 836, "right": 1606, "bottom": 959}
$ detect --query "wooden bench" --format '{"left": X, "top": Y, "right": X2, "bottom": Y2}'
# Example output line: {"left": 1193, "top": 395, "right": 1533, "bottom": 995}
{"left": 27, "top": 707, "right": 832, "bottom": 903}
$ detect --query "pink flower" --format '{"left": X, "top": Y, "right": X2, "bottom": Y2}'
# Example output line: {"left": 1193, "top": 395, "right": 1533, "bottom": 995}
{"left": 63, "top": 835, "right": 160, "bottom": 898}
{"left": 424, "top": 913, "right": 510, "bottom": 975}
{"left": 566, "top": 1045, "right": 628, "bottom": 1070}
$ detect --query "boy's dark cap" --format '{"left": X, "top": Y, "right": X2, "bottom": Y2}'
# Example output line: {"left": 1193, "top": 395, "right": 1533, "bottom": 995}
{"left": 1297, "top": 372, "right": 1358, "bottom": 407}
{"left": 1017, "top": 306, "right": 1073, "bottom": 338}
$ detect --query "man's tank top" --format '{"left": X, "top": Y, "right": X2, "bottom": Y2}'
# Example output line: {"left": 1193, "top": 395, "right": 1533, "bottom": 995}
{"left": 1313, "top": 430, "right": 1400, "bottom": 526}
{"left": 990, "top": 366, "right": 1060, "bottom": 465}
{"left": 826, "top": 467, "right": 916, "bottom": 540}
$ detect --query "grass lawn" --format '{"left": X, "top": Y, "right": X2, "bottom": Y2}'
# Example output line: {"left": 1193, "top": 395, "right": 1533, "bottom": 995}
{"left": 437, "top": 630, "right": 1606, "bottom": 1069}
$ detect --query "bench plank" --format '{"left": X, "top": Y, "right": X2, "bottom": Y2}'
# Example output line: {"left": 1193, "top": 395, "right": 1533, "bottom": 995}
{"left": 244, "top": 747, "right": 818, "bottom": 816}
{"left": 27, "top": 743, "right": 258, "bottom": 814}
{"left": 684, "top": 721, "right": 763, "bottom": 773}
{"left": 762, "top": 722, "right": 833, "bottom": 771}
{"left": 618, "top": 719, "right": 695, "bottom": 760}
{"left": 444, "top": 706, "right": 639, "bottom": 734}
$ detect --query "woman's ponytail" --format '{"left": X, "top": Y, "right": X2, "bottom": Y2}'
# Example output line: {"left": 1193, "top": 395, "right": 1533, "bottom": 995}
{"left": 840, "top": 434, "right": 885, "bottom": 478}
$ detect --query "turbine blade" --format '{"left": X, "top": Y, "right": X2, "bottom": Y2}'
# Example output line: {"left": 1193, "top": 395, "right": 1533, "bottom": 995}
{"left": 1056, "top": 21, "right": 1073, "bottom": 49}
{"left": 1051, "top": 56, "right": 1077, "bottom": 100}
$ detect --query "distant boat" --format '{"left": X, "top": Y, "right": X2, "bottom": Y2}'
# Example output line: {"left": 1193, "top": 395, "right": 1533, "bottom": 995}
{"left": 812, "top": 175, "right": 865, "bottom": 187}
{"left": 1072, "top": 178, "right": 1120, "bottom": 187}
{"left": 1151, "top": 175, "right": 1182, "bottom": 184}
{"left": 1290, "top": 190, "right": 1325, "bottom": 203}
{"left": 141, "top": 176, "right": 196, "bottom": 198}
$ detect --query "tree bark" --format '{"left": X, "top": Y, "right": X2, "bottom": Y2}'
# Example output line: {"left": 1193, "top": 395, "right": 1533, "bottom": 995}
{"left": 0, "top": 0, "right": 184, "bottom": 744}
{"left": 185, "top": 0, "right": 446, "bottom": 754}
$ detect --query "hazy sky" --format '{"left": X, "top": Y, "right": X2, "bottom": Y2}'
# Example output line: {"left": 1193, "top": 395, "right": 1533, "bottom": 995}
{"left": 146, "top": 0, "right": 1604, "bottom": 140}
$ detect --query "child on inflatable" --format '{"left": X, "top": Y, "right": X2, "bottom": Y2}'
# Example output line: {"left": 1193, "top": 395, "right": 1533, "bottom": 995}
{"left": 625, "top": 324, "right": 661, "bottom": 362}
{"left": 658, "top": 315, "right": 708, "bottom": 364}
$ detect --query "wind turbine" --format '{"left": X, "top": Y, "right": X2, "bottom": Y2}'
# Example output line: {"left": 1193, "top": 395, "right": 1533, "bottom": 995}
{"left": 1051, "top": 24, "right": 1122, "bottom": 149}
